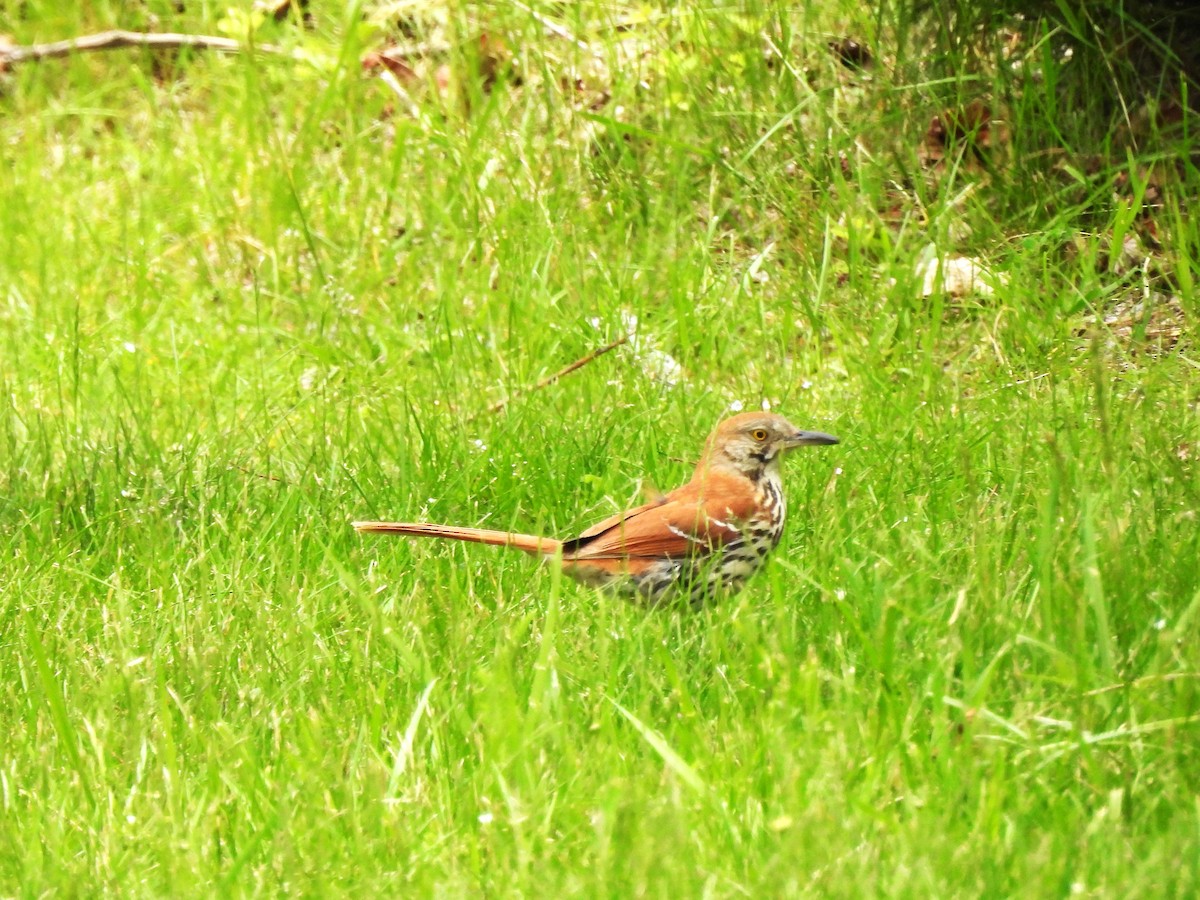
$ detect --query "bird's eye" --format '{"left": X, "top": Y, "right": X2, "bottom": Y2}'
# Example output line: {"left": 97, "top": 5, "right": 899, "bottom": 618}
{"left": 751, "top": 428, "right": 769, "bottom": 442}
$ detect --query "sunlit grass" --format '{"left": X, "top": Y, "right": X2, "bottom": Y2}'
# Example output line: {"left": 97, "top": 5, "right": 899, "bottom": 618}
{"left": 1, "top": 1, "right": 1198, "bottom": 895}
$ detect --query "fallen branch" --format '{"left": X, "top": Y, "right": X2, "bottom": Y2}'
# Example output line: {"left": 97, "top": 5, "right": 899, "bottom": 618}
{"left": 0, "top": 30, "right": 282, "bottom": 68}
{"left": 510, "top": 0, "right": 590, "bottom": 51}
{"left": 232, "top": 463, "right": 292, "bottom": 486}
{"left": 488, "top": 335, "right": 629, "bottom": 414}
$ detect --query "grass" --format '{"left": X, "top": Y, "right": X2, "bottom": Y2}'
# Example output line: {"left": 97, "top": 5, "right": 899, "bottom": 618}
{"left": 2, "top": 0, "right": 1199, "bottom": 895}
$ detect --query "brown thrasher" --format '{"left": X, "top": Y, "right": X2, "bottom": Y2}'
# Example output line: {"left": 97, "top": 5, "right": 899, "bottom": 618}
{"left": 354, "top": 412, "right": 838, "bottom": 606}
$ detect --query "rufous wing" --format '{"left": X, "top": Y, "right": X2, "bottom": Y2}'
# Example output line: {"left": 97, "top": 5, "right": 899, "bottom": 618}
{"left": 571, "top": 499, "right": 665, "bottom": 542}
{"left": 563, "top": 471, "right": 760, "bottom": 561}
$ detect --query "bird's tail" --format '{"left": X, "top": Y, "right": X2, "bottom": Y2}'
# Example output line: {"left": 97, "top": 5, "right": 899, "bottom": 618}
{"left": 352, "top": 521, "right": 560, "bottom": 556}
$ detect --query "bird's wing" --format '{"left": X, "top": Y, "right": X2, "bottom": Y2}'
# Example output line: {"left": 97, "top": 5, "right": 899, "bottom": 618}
{"left": 562, "top": 474, "right": 758, "bottom": 560}
{"left": 572, "top": 500, "right": 664, "bottom": 541}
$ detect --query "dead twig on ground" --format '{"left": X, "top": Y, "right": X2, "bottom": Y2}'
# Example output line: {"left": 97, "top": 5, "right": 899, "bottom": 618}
{"left": 487, "top": 335, "right": 629, "bottom": 415}
{"left": 232, "top": 463, "right": 292, "bottom": 486}
{"left": 510, "top": 0, "right": 590, "bottom": 51}
{"left": 0, "top": 30, "right": 282, "bottom": 69}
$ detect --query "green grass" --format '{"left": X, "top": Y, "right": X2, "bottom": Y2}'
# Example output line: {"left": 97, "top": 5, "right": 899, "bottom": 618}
{"left": 2, "top": 1, "right": 1199, "bottom": 895}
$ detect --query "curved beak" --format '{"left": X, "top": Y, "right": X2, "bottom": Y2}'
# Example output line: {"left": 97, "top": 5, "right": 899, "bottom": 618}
{"left": 785, "top": 429, "right": 839, "bottom": 448}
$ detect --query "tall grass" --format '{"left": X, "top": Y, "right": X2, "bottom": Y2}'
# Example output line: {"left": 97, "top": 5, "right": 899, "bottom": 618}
{"left": 1, "top": 1, "right": 1197, "bottom": 894}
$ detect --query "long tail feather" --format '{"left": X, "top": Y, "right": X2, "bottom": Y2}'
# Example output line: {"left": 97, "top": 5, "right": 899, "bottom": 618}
{"left": 352, "top": 521, "right": 560, "bottom": 556}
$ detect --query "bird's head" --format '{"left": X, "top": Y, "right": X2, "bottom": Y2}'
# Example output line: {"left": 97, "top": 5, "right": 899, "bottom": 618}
{"left": 702, "top": 411, "right": 838, "bottom": 478}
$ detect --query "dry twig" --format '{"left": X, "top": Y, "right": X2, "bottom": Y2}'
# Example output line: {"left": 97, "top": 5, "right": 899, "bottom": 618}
{"left": 232, "top": 463, "right": 292, "bottom": 486}
{"left": 510, "top": 0, "right": 590, "bottom": 51}
{"left": 487, "top": 335, "right": 629, "bottom": 414}
{"left": 0, "top": 30, "right": 282, "bottom": 69}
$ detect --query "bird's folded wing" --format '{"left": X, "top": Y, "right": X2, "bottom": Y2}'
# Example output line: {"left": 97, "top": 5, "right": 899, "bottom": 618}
{"left": 564, "top": 497, "right": 749, "bottom": 560}
{"left": 572, "top": 500, "right": 664, "bottom": 542}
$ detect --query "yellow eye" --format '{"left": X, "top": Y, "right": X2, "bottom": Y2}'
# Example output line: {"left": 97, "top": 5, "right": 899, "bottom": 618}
{"left": 751, "top": 428, "right": 769, "bottom": 442}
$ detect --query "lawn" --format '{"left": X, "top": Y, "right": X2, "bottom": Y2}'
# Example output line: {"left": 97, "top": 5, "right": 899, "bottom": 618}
{"left": 2, "top": 1, "right": 1198, "bottom": 895}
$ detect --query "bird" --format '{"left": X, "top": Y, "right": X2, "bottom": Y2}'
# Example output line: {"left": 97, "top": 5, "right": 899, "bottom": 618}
{"left": 353, "top": 412, "right": 838, "bottom": 607}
